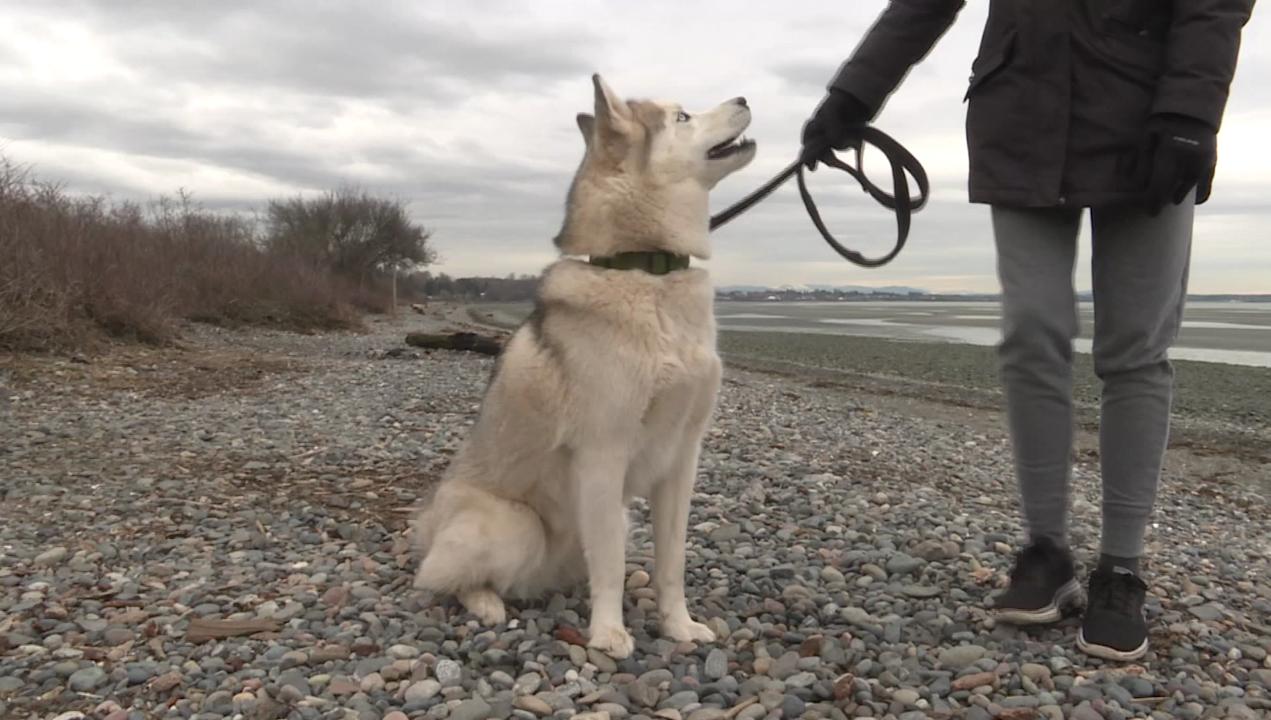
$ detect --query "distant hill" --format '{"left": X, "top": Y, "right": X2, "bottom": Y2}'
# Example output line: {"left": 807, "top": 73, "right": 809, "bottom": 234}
{"left": 715, "top": 285, "right": 1270, "bottom": 303}
{"left": 717, "top": 284, "right": 929, "bottom": 296}
{"left": 411, "top": 273, "right": 1269, "bottom": 304}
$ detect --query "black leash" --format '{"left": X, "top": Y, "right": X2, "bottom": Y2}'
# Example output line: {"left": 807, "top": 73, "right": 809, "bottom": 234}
{"left": 709, "top": 127, "right": 930, "bottom": 268}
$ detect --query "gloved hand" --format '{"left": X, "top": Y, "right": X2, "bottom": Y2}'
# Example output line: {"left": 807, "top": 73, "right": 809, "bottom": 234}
{"left": 1141, "top": 113, "right": 1217, "bottom": 215}
{"left": 800, "top": 89, "right": 873, "bottom": 170}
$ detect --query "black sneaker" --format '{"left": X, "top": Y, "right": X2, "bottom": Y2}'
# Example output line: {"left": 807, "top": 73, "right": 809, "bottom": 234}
{"left": 990, "top": 536, "right": 1083, "bottom": 624}
{"left": 1076, "top": 566, "right": 1149, "bottom": 661}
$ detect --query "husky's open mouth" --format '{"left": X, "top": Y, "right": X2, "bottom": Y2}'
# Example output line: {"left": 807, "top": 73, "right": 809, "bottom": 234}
{"left": 707, "top": 134, "right": 755, "bottom": 160}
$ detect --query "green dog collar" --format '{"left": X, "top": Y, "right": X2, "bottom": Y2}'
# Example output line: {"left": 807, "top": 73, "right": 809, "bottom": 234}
{"left": 589, "top": 251, "right": 691, "bottom": 275}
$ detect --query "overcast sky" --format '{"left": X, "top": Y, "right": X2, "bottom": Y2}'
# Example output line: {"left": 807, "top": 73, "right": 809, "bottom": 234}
{"left": 3, "top": 1, "right": 1268, "bottom": 293}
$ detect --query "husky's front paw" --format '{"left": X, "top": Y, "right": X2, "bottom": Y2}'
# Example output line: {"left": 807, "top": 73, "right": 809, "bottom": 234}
{"left": 662, "top": 617, "right": 716, "bottom": 644}
{"left": 459, "top": 588, "right": 507, "bottom": 626}
{"left": 587, "top": 623, "right": 635, "bottom": 659}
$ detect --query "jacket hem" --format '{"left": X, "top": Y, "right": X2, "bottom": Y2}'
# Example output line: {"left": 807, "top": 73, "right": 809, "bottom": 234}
{"left": 969, "top": 187, "right": 1150, "bottom": 209}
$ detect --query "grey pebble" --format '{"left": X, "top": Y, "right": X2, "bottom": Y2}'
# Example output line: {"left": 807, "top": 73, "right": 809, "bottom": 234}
{"left": 892, "top": 688, "right": 920, "bottom": 706}
{"left": 710, "top": 525, "right": 741, "bottom": 543}
{"left": 406, "top": 680, "right": 443, "bottom": 703}
{"left": 886, "top": 554, "right": 926, "bottom": 576}
{"left": 664, "top": 690, "right": 700, "bottom": 709}
{"left": 779, "top": 694, "right": 805, "bottom": 718}
{"left": 770, "top": 652, "right": 800, "bottom": 680}
{"left": 67, "top": 666, "right": 106, "bottom": 691}
{"left": 628, "top": 681, "right": 660, "bottom": 708}
{"left": 1189, "top": 604, "right": 1224, "bottom": 621}
{"left": 786, "top": 672, "right": 817, "bottom": 689}
{"left": 101, "top": 627, "right": 133, "bottom": 646}
{"left": 387, "top": 644, "right": 420, "bottom": 660}
{"left": 436, "top": 658, "right": 463, "bottom": 687}
{"left": 588, "top": 647, "right": 618, "bottom": 674}
{"left": 704, "top": 649, "right": 728, "bottom": 681}
{"left": 34, "top": 547, "right": 68, "bottom": 566}
{"left": 278, "top": 670, "right": 311, "bottom": 697}
{"left": 203, "top": 690, "right": 235, "bottom": 714}
{"left": 1069, "top": 685, "right": 1103, "bottom": 703}
{"left": 125, "top": 663, "right": 156, "bottom": 685}
{"left": 1020, "top": 663, "right": 1050, "bottom": 684}
{"left": 1104, "top": 683, "right": 1136, "bottom": 707}
{"left": 52, "top": 660, "right": 79, "bottom": 677}
{"left": 1120, "top": 676, "right": 1155, "bottom": 698}
{"left": 937, "top": 645, "right": 986, "bottom": 670}
{"left": 901, "top": 585, "right": 941, "bottom": 598}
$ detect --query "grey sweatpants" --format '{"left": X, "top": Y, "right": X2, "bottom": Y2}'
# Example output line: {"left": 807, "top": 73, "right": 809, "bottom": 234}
{"left": 991, "top": 194, "right": 1194, "bottom": 559}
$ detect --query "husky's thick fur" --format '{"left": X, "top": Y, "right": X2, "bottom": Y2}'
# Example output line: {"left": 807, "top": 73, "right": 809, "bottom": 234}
{"left": 411, "top": 74, "right": 756, "bottom": 659}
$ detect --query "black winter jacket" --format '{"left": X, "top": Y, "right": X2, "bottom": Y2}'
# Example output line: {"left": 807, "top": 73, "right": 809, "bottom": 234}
{"left": 830, "top": 0, "right": 1255, "bottom": 207}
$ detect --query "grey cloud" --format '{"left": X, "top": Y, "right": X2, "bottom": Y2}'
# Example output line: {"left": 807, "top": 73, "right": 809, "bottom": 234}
{"left": 2, "top": 85, "right": 577, "bottom": 210}
{"left": 3, "top": 2, "right": 601, "bottom": 208}
{"left": 2, "top": 1, "right": 1265, "bottom": 293}
{"left": 59, "top": 1, "right": 601, "bottom": 102}
{"left": 769, "top": 60, "right": 841, "bottom": 92}
{"left": 3, "top": 94, "right": 358, "bottom": 192}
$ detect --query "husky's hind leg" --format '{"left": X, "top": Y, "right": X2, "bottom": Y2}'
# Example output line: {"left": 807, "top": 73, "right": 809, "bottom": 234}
{"left": 412, "top": 486, "right": 548, "bottom": 625}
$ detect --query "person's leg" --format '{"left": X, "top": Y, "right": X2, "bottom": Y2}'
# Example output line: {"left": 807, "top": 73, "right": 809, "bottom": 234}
{"left": 1089, "top": 193, "right": 1193, "bottom": 565}
{"left": 994, "top": 205, "right": 1084, "bottom": 547}
{"left": 989, "top": 204, "right": 1085, "bottom": 624}
{"left": 1077, "top": 192, "right": 1194, "bottom": 660}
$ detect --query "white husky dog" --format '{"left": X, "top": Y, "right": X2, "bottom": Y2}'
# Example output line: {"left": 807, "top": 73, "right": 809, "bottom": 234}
{"left": 411, "top": 74, "right": 756, "bottom": 659}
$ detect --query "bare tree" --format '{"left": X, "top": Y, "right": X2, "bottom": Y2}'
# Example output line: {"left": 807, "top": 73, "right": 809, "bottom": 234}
{"left": 265, "top": 186, "right": 436, "bottom": 282}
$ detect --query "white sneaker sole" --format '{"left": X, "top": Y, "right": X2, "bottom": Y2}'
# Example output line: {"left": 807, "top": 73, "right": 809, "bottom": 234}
{"left": 993, "top": 578, "right": 1083, "bottom": 625}
{"left": 1076, "top": 629, "right": 1149, "bottom": 661}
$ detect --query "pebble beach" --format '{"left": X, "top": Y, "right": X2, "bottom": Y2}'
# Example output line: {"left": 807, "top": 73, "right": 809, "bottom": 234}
{"left": 1, "top": 305, "right": 1267, "bottom": 720}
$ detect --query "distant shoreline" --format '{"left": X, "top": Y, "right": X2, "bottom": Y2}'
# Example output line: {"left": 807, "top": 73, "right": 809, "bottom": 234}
{"left": 470, "top": 298, "right": 1271, "bottom": 368}
{"left": 714, "top": 292, "right": 1271, "bottom": 303}
{"left": 464, "top": 301, "right": 1270, "bottom": 478}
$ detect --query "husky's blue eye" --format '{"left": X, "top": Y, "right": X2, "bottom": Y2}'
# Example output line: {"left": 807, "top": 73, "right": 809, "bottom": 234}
{"left": 676, "top": 111, "right": 690, "bottom": 122}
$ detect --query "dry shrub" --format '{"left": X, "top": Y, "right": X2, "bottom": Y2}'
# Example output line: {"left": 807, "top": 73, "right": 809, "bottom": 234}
{"left": 0, "top": 159, "right": 365, "bottom": 352}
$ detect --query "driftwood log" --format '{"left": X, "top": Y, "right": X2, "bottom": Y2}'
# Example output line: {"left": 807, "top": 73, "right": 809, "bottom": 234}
{"left": 404, "top": 331, "right": 503, "bottom": 356}
{"left": 185, "top": 618, "right": 280, "bottom": 643}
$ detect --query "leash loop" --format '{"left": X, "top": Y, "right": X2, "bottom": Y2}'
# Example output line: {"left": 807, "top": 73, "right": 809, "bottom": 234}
{"left": 709, "top": 127, "right": 930, "bottom": 269}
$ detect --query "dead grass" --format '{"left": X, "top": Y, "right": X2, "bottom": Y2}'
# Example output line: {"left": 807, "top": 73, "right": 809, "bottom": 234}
{"left": 0, "top": 343, "right": 305, "bottom": 402}
{"left": 0, "top": 158, "right": 374, "bottom": 352}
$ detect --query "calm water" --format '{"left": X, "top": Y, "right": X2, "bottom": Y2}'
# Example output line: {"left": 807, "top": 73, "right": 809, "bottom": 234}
{"left": 715, "top": 300, "right": 1271, "bottom": 368}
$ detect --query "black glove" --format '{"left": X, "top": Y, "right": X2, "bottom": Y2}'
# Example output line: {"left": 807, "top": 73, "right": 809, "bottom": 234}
{"left": 1141, "top": 113, "right": 1217, "bottom": 215}
{"left": 800, "top": 89, "right": 872, "bottom": 170}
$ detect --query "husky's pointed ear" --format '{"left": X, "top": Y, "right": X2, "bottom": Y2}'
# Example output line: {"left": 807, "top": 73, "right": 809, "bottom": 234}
{"left": 592, "top": 73, "right": 631, "bottom": 130}
{"left": 576, "top": 113, "right": 595, "bottom": 148}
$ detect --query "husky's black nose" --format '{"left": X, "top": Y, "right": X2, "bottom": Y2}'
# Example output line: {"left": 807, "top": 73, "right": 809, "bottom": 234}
{"left": 733, "top": 96, "right": 748, "bottom": 107}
